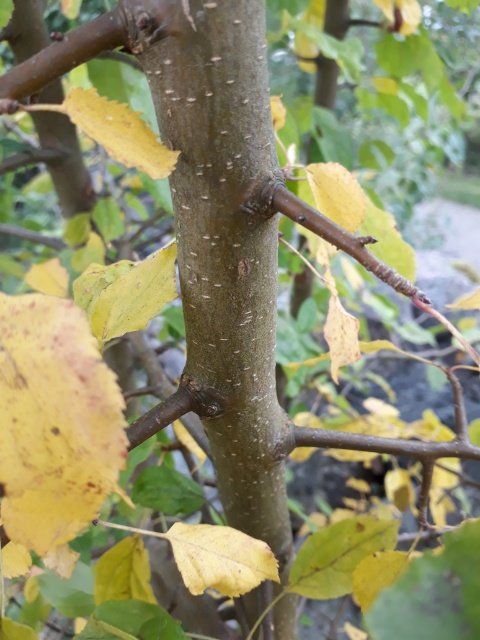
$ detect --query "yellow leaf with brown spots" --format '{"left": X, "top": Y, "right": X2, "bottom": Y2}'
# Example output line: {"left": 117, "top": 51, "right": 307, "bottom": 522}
{"left": 63, "top": 88, "right": 180, "bottom": 179}
{"left": 352, "top": 551, "right": 410, "bottom": 612}
{"left": 0, "top": 293, "right": 127, "bottom": 555}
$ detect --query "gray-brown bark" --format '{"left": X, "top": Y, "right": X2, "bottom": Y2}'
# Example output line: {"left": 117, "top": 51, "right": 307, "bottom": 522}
{"left": 8, "top": 0, "right": 93, "bottom": 217}
{"left": 138, "top": 2, "right": 296, "bottom": 636}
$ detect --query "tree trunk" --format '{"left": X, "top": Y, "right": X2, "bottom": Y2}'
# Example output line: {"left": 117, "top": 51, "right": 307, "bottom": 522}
{"left": 138, "top": 2, "right": 296, "bottom": 636}
{"left": 290, "top": 0, "right": 350, "bottom": 318}
{"left": 8, "top": 0, "right": 94, "bottom": 217}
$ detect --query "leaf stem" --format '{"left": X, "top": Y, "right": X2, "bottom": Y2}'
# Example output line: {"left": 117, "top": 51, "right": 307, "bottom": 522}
{"left": 245, "top": 590, "right": 287, "bottom": 640}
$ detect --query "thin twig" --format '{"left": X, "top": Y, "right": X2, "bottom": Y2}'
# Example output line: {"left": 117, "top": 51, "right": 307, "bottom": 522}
{"left": 96, "top": 50, "right": 143, "bottom": 71}
{"left": 413, "top": 294, "right": 480, "bottom": 368}
{"left": 129, "top": 332, "right": 211, "bottom": 455}
{"left": 273, "top": 185, "right": 430, "bottom": 303}
{"left": 435, "top": 462, "right": 480, "bottom": 491}
{"left": 123, "top": 385, "right": 158, "bottom": 400}
{"left": 0, "top": 147, "right": 66, "bottom": 176}
{"left": 126, "top": 387, "right": 193, "bottom": 450}
{"left": 279, "top": 236, "right": 327, "bottom": 284}
{"left": 348, "top": 18, "right": 383, "bottom": 28}
{"left": 418, "top": 461, "right": 434, "bottom": 529}
{"left": 0, "top": 222, "right": 66, "bottom": 249}
{"left": 290, "top": 426, "right": 480, "bottom": 461}
{"left": 445, "top": 369, "right": 469, "bottom": 442}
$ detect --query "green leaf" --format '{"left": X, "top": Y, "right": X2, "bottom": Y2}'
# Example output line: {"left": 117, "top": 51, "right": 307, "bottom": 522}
{"left": 71, "top": 232, "right": 105, "bottom": 273}
{"left": 444, "top": 0, "right": 479, "bottom": 12}
{"left": 77, "top": 601, "right": 188, "bottom": 640}
{"left": 0, "top": 618, "right": 38, "bottom": 640}
{"left": 64, "top": 213, "right": 92, "bottom": 247}
{"left": 359, "top": 203, "right": 416, "bottom": 281}
{"left": 132, "top": 466, "right": 205, "bottom": 516}
{"left": 73, "top": 242, "right": 177, "bottom": 346}
{"left": 312, "top": 107, "right": 354, "bottom": 168}
{"left": 0, "top": 0, "right": 13, "bottom": 30}
{"left": 37, "top": 562, "right": 95, "bottom": 618}
{"left": 95, "top": 537, "right": 156, "bottom": 605}
{"left": 287, "top": 516, "right": 399, "bottom": 599}
{"left": 92, "top": 198, "right": 125, "bottom": 242}
{"left": 366, "top": 519, "right": 480, "bottom": 640}
{"left": 296, "top": 298, "right": 318, "bottom": 333}
{"left": 87, "top": 59, "right": 158, "bottom": 132}
{"left": 358, "top": 140, "right": 395, "bottom": 170}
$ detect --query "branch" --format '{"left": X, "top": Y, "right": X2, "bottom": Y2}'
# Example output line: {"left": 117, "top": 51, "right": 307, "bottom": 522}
{"left": 418, "top": 460, "right": 434, "bottom": 529}
{"left": 445, "top": 369, "right": 468, "bottom": 442}
{"left": 126, "top": 387, "right": 193, "bottom": 450}
{"left": 128, "top": 332, "right": 211, "bottom": 455}
{"left": 290, "top": 426, "right": 480, "bottom": 462}
{"left": 272, "top": 185, "right": 430, "bottom": 303}
{"left": 0, "top": 223, "right": 66, "bottom": 249}
{"left": 0, "top": 0, "right": 176, "bottom": 100}
{"left": 348, "top": 18, "right": 383, "bottom": 29}
{"left": 0, "top": 148, "right": 66, "bottom": 176}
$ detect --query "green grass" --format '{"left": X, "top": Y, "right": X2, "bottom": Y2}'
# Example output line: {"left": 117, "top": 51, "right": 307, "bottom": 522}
{"left": 437, "top": 171, "right": 480, "bottom": 208}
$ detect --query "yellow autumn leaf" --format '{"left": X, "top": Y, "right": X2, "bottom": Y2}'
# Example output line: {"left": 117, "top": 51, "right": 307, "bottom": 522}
{"left": 173, "top": 420, "right": 207, "bottom": 467}
{"left": 284, "top": 351, "right": 330, "bottom": 374}
{"left": 24, "top": 258, "right": 69, "bottom": 298}
{"left": 360, "top": 202, "right": 416, "bottom": 281}
{"left": 0, "top": 618, "right": 38, "bottom": 639}
{"left": 288, "top": 516, "right": 399, "bottom": 598}
{"left": 73, "top": 242, "right": 177, "bottom": 346}
{"left": 430, "top": 487, "right": 456, "bottom": 527}
{"left": 61, "top": 0, "right": 82, "bottom": 19}
{"left": 371, "top": 76, "right": 398, "bottom": 95}
{"left": 363, "top": 397, "right": 399, "bottom": 417}
{"left": 373, "top": 0, "right": 422, "bottom": 34}
{"left": 384, "top": 469, "right": 415, "bottom": 512}
{"left": 346, "top": 478, "right": 371, "bottom": 494}
{"left": 448, "top": 287, "right": 480, "bottom": 310}
{"left": 326, "top": 415, "right": 405, "bottom": 463}
{"left": 270, "top": 95, "right": 287, "bottom": 131}
{"left": 2, "top": 542, "right": 32, "bottom": 579}
{"left": 289, "top": 412, "right": 323, "bottom": 462}
{"left": 306, "top": 162, "right": 367, "bottom": 233}
{"left": 24, "top": 577, "right": 40, "bottom": 604}
{"left": 324, "top": 294, "right": 361, "bottom": 383}
{"left": 298, "top": 512, "right": 328, "bottom": 537}
{"left": 95, "top": 536, "right": 156, "bottom": 605}
{"left": 43, "top": 545, "right": 80, "bottom": 579}
{"left": 62, "top": 88, "right": 179, "bottom": 179}
{"left": 293, "top": 0, "right": 326, "bottom": 73}
{"left": 165, "top": 522, "right": 279, "bottom": 597}
{"left": 344, "top": 622, "right": 368, "bottom": 640}
{"left": 0, "top": 293, "right": 127, "bottom": 555}
{"left": 352, "top": 550, "right": 410, "bottom": 612}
